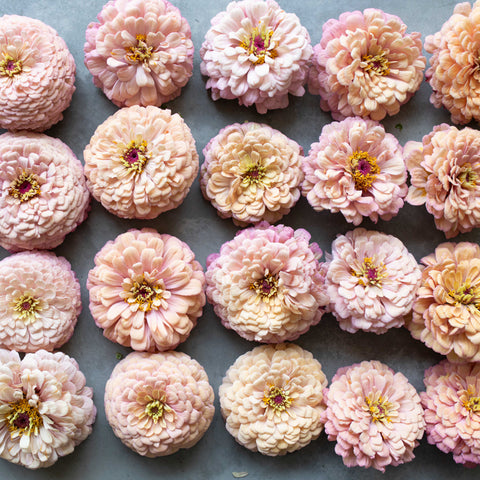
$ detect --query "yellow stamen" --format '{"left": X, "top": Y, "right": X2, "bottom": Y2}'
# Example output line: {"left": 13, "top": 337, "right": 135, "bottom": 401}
{"left": 365, "top": 395, "right": 393, "bottom": 423}
{"left": 0, "top": 54, "right": 22, "bottom": 77}
{"left": 121, "top": 139, "right": 149, "bottom": 174}
{"left": 351, "top": 257, "right": 387, "bottom": 287}
{"left": 13, "top": 294, "right": 42, "bottom": 325}
{"left": 448, "top": 282, "right": 480, "bottom": 307}
{"left": 250, "top": 272, "right": 279, "bottom": 301}
{"left": 126, "top": 34, "right": 153, "bottom": 63}
{"left": 240, "top": 23, "right": 277, "bottom": 65}
{"left": 458, "top": 164, "right": 478, "bottom": 189}
{"left": 263, "top": 385, "right": 292, "bottom": 414}
{"left": 126, "top": 278, "right": 164, "bottom": 312}
{"left": 362, "top": 52, "right": 390, "bottom": 76}
{"left": 7, "top": 398, "right": 43, "bottom": 436}
{"left": 348, "top": 151, "right": 380, "bottom": 191}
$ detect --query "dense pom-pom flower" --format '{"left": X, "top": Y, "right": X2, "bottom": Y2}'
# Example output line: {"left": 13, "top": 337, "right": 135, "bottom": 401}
{"left": 301, "top": 117, "right": 407, "bottom": 225}
{"left": 200, "top": 0, "right": 312, "bottom": 113}
{"left": 422, "top": 360, "right": 480, "bottom": 466}
{"left": 219, "top": 343, "right": 327, "bottom": 456}
{"left": 0, "top": 15, "right": 75, "bottom": 132}
{"left": 84, "top": 0, "right": 193, "bottom": 107}
{"left": 325, "top": 228, "right": 421, "bottom": 334}
{"left": 200, "top": 122, "right": 304, "bottom": 226}
{"left": 84, "top": 106, "right": 198, "bottom": 219}
{"left": 308, "top": 8, "right": 425, "bottom": 121}
{"left": 324, "top": 360, "right": 425, "bottom": 472}
{"left": 405, "top": 124, "right": 480, "bottom": 238}
{"left": 104, "top": 351, "right": 214, "bottom": 456}
{"left": 206, "top": 223, "right": 328, "bottom": 343}
{"left": 0, "top": 132, "right": 90, "bottom": 252}
{"left": 0, "top": 349, "right": 96, "bottom": 469}
{"left": 87, "top": 229, "right": 205, "bottom": 351}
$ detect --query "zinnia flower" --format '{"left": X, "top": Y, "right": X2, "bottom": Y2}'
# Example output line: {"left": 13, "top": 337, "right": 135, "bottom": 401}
{"left": 200, "top": 0, "right": 312, "bottom": 113}
{"left": 206, "top": 223, "right": 328, "bottom": 343}
{"left": 324, "top": 360, "right": 425, "bottom": 472}
{"left": 87, "top": 228, "right": 206, "bottom": 351}
{"left": 0, "top": 132, "right": 90, "bottom": 252}
{"left": 301, "top": 117, "right": 407, "bottom": 225}
{"left": 405, "top": 124, "right": 480, "bottom": 238}
{"left": 84, "top": 106, "right": 198, "bottom": 219}
{"left": 219, "top": 343, "right": 327, "bottom": 456}
{"left": 0, "top": 251, "right": 81, "bottom": 352}
{"left": 200, "top": 122, "right": 304, "bottom": 226}
{"left": 84, "top": 0, "right": 193, "bottom": 107}
{"left": 422, "top": 360, "right": 480, "bottom": 466}
{"left": 325, "top": 228, "right": 421, "bottom": 334}
{"left": 0, "top": 15, "right": 75, "bottom": 132}
{"left": 407, "top": 242, "right": 480, "bottom": 363}
{"left": 104, "top": 351, "right": 214, "bottom": 457}
{"left": 0, "top": 349, "right": 96, "bottom": 469}
{"left": 308, "top": 8, "right": 426, "bottom": 121}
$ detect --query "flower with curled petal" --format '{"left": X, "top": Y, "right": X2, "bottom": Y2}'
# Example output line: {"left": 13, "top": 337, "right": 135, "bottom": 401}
{"left": 0, "top": 349, "right": 96, "bottom": 469}
{"left": 105, "top": 351, "right": 214, "bottom": 456}
{"left": 200, "top": 0, "right": 312, "bottom": 113}
{"left": 84, "top": 0, "right": 193, "bottom": 107}
{"left": 308, "top": 8, "right": 425, "bottom": 121}
{"left": 84, "top": 106, "right": 198, "bottom": 219}
{"left": 325, "top": 228, "right": 421, "bottom": 334}
{"left": 87, "top": 229, "right": 205, "bottom": 351}
{"left": 0, "top": 132, "right": 90, "bottom": 252}
{"left": 324, "top": 360, "right": 425, "bottom": 472}
{"left": 200, "top": 122, "right": 304, "bottom": 226}
{"left": 219, "top": 343, "right": 327, "bottom": 456}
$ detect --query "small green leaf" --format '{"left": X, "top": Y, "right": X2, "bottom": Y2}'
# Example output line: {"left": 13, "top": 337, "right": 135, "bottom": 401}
{"left": 395, "top": 123, "right": 403, "bottom": 131}
{"left": 115, "top": 352, "right": 123, "bottom": 360}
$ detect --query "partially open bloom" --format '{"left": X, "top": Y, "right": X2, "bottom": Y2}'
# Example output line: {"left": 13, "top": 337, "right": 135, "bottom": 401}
{"left": 206, "top": 223, "right": 328, "bottom": 343}
{"left": 87, "top": 229, "right": 205, "bottom": 351}
{"left": 308, "top": 8, "right": 425, "bottom": 121}
{"left": 105, "top": 351, "right": 214, "bottom": 456}
{"left": 405, "top": 124, "right": 480, "bottom": 238}
{"left": 200, "top": 122, "right": 304, "bottom": 226}
{"left": 84, "top": 106, "right": 198, "bottom": 219}
{"left": 325, "top": 228, "right": 421, "bottom": 334}
{"left": 84, "top": 0, "right": 193, "bottom": 107}
{"left": 0, "top": 132, "right": 90, "bottom": 252}
{"left": 422, "top": 360, "right": 480, "bottom": 466}
{"left": 0, "top": 349, "right": 96, "bottom": 469}
{"left": 407, "top": 242, "right": 480, "bottom": 363}
{"left": 302, "top": 117, "right": 407, "bottom": 225}
{"left": 200, "top": 0, "right": 312, "bottom": 113}
{"left": 219, "top": 343, "right": 327, "bottom": 455}
{"left": 324, "top": 360, "right": 425, "bottom": 472}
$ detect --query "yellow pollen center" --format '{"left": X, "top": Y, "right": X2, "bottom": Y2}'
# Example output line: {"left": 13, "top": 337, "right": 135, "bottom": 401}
{"left": 449, "top": 282, "right": 480, "bottom": 307}
{"left": 351, "top": 257, "right": 387, "bottom": 287}
{"left": 144, "top": 399, "right": 172, "bottom": 423}
{"left": 240, "top": 23, "right": 277, "bottom": 65}
{"left": 126, "top": 278, "right": 164, "bottom": 312}
{"left": 9, "top": 171, "right": 41, "bottom": 202}
{"left": 240, "top": 160, "right": 267, "bottom": 186}
{"left": 365, "top": 395, "right": 393, "bottom": 423}
{"left": 126, "top": 35, "right": 153, "bottom": 63}
{"left": 362, "top": 52, "right": 390, "bottom": 76}
{"left": 458, "top": 164, "right": 478, "bottom": 189}
{"left": 0, "top": 54, "right": 22, "bottom": 77}
{"left": 121, "top": 139, "right": 149, "bottom": 174}
{"left": 7, "top": 398, "right": 43, "bottom": 436}
{"left": 348, "top": 151, "right": 380, "bottom": 191}
{"left": 251, "top": 273, "right": 279, "bottom": 301}
{"left": 464, "top": 394, "right": 480, "bottom": 413}
{"left": 13, "top": 294, "right": 42, "bottom": 325}
{"left": 263, "top": 386, "right": 292, "bottom": 413}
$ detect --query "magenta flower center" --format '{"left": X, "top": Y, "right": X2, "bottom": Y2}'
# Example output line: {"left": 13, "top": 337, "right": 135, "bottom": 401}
{"left": 121, "top": 139, "right": 149, "bottom": 174}
{"left": 7, "top": 398, "right": 43, "bottom": 436}
{"left": 240, "top": 157, "right": 268, "bottom": 187}
{"left": 251, "top": 272, "right": 279, "bottom": 301}
{"left": 9, "top": 172, "right": 41, "bottom": 202}
{"left": 349, "top": 151, "right": 380, "bottom": 191}
{"left": 362, "top": 52, "right": 390, "bottom": 76}
{"left": 241, "top": 24, "right": 277, "bottom": 65}
{"left": 263, "top": 386, "right": 292, "bottom": 413}
{"left": 351, "top": 257, "right": 387, "bottom": 287}
{"left": 13, "top": 294, "right": 42, "bottom": 324}
{"left": 126, "top": 35, "right": 153, "bottom": 64}
{"left": 126, "top": 278, "right": 165, "bottom": 312}
{"left": 0, "top": 53, "right": 23, "bottom": 77}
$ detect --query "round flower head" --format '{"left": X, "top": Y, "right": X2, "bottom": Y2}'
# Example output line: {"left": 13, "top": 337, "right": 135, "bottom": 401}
{"left": 200, "top": 122, "right": 304, "bottom": 226}
{"left": 0, "top": 132, "right": 90, "bottom": 252}
{"left": 324, "top": 360, "right": 425, "bottom": 472}
{"left": 87, "top": 229, "right": 206, "bottom": 351}
{"left": 325, "top": 228, "right": 421, "bottom": 334}
{"left": 405, "top": 124, "right": 480, "bottom": 238}
{"left": 104, "top": 351, "right": 214, "bottom": 457}
{"left": 0, "top": 349, "right": 96, "bottom": 469}
{"left": 302, "top": 117, "right": 407, "bottom": 226}
{"left": 0, "top": 251, "right": 81, "bottom": 352}
{"left": 200, "top": 0, "right": 312, "bottom": 113}
{"left": 219, "top": 343, "right": 327, "bottom": 456}
{"left": 308, "top": 8, "right": 426, "bottom": 121}
{"left": 206, "top": 223, "right": 328, "bottom": 343}
{"left": 0, "top": 15, "right": 75, "bottom": 132}
{"left": 84, "top": 106, "right": 198, "bottom": 219}
{"left": 422, "top": 360, "right": 480, "bottom": 466}
{"left": 84, "top": 0, "right": 193, "bottom": 107}
{"left": 407, "top": 242, "right": 480, "bottom": 363}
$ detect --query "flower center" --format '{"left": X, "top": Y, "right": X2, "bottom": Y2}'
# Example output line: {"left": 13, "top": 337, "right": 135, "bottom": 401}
{"left": 449, "top": 281, "right": 480, "bottom": 306}
{"left": 144, "top": 399, "right": 171, "bottom": 423}
{"left": 362, "top": 52, "right": 390, "bottom": 76}
{"left": 126, "top": 278, "right": 164, "bottom": 312}
{"left": 13, "top": 294, "right": 42, "bottom": 324}
{"left": 251, "top": 272, "right": 279, "bottom": 301}
{"left": 240, "top": 23, "right": 277, "bottom": 65}
{"left": 365, "top": 395, "right": 393, "bottom": 423}
{"left": 458, "top": 164, "right": 478, "bottom": 189}
{"left": 351, "top": 257, "right": 387, "bottom": 287}
{"left": 463, "top": 392, "right": 480, "bottom": 413}
{"left": 121, "top": 139, "right": 149, "bottom": 174}
{"left": 0, "top": 54, "right": 22, "bottom": 77}
{"left": 7, "top": 398, "right": 43, "bottom": 436}
{"left": 263, "top": 386, "right": 292, "bottom": 413}
{"left": 126, "top": 35, "right": 153, "bottom": 64}
{"left": 9, "top": 172, "right": 41, "bottom": 202}
{"left": 348, "top": 151, "right": 380, "bottom": 191}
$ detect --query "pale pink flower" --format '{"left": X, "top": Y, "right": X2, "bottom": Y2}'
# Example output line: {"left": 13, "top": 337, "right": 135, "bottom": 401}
{"left": 200, "top": 122, "right": 304, "bottom": 226}
{"left": 325, "top": 228, "right": 421, "bottom": 334}
{"left": 302, "top": 117, "right": 407, "bottom": 225}
{"left": 84, "top": 0, "right": 193, "bottom": 107}
{"left": 87, "top": 229, "right": 205, "bottom": 352}
{"left": 219, "top": 343, "right": 327, "bottom": 456}
{"left": 422, "top": 360, "right": 480, "bottom": 466}
{"left": 324, "top": 360, "right": 425, "bottom": 472}
{"left": 105, "top": 351, "right": 214, "bottom": 457}
{"left": 405, "top": 124, "right": 480, "bottom": 238}
{"left": 84, "top": 106, "right": 198, "bottom": 219}
{"left": 0, "top": 15, "right": 75, "bottom": 132}
{"left": 200, "top": 0, "right": 312, "bottom": 114}
{"left": 0, "top": 132, "right": 90, "bottom": 252}
{"left": 0, "top": 349, "right": 96, "bottom": 469}
{"left": 308, "top": 8, "right": 425, "bottom": 121}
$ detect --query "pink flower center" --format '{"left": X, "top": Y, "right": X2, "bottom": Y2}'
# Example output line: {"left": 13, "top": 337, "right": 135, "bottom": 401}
{"left": 362, "top": 52, "right": 390, "bottom": 76}
{"left": 263, "top": 386, "right": 292, "bottom": 413}
{"left": 13, "top": 294, "right": 41, "bottom": 324}
{"left": 251, "top": 273, "right": 279, "bottom": 301}
{"left": 351, "top": 257, "right": 387, "bottom": 287}
{"left": 241, "top": 24, "right": 277, "bottom": 65}
{"left": 121, "top": 139, "right": 149, "bottom": 174}
{"left": 0, "top": 54, "right": 22, "bottom": 77}
{"left": 126, "top": 35, "right": 153, "bottom": 64}
{"left": 9, "top": 172, "right": 41, "bottom": 202}
{"left": 348, "top": 151, "right": 380, "bottom": 191}
{"left": 7, "top": 397, "right": 43, "bottom": 436}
